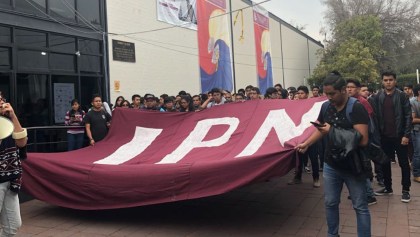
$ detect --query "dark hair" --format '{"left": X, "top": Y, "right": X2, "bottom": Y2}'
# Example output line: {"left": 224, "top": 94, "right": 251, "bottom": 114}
{"left": 121, "top": 100, "right": 132, "bottom": 108}
{"left": 297, "top": 85, "right": 309, "bottom": 94}
{"left": 404, "top": 84, "right": 413, "bottom": 89}
{"left": 264, "top": 87, "right": 278, "bottom": 98}
{"left": 164, "top": 97, "right": 174, "bottom": 104}
{"left": 114, "top": 96, "right": 125, "bottom": 108}
{"left": 245, "top": 85, "right": 254, "bottom": 90}
{"left": 69, "top": 98, "right": 82, "bottom": 117}
{"left": 71, "top": 98, "right": 79, "bottom": 106}
{"left": 178, "top": 90, "right": 187, "bottom": 96}
{"left": 251, "top": 87, "right": 260, "bottom": 95}
{"left": 413, "top": 85, "right": 420, "bottom": 97}
{"left": 311, "top": 85, "right": 320, "bottom": 90}
{"left": 210, "top": 88, "right": 222, "bottom": 94}
{"left": 200, "top": 93, "right": 208, "bottom": 101}
{"left": 287, "top": 86, "right": 296, "bottom": 93}
{"left": 131, "top": 94, "right": 141, "bottom": 101}
{"left": 235, "top": 93, "right": 245, "bottom": 99}
{"left": 346, "top": 78, "right": 361, "bottom": 88}
{"left": 160, "top": 94, "right": 169, "bottom": 99}
{"left": 323, "top": 71, "right": 346, "bottom": 91}
{"left": 274, "top": 83, "right": 282, "bottom": 89}
{"left": 91, "top": 94, "right": 102, "bottom": 102}
{"left": 280, "top": 89, "right": 288, "bottom": 99}
{"left": 179, "top": 95, "right": 194, "bottom": 112}
{"left": 360, "top": 84, "right": 368, "bottom": 88}
{"left": 238, "top": 88, "right": 245, "bottom": 94}
{"left": 381, "top": 70, "right": 397, "bottom": 79}
{"left": 192, "top": 95, "right": 201, "bottom": 100}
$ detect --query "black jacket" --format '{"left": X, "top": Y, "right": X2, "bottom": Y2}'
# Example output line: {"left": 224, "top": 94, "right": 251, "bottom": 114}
{"left": 369, "top": 89, "right": 412, "bottom": 138}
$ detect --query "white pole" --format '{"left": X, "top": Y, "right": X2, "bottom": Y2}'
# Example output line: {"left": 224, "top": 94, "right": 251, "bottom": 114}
{"left": 417, "top": 69, "right": 419, "bottom": 85}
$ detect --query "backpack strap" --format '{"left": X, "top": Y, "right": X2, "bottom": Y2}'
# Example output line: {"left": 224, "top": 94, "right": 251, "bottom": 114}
{"left": 320, "top": 101, "right": 330, "bottom": 122}
{"left": 345, "top": 97, "right": 357, "bottom": 124}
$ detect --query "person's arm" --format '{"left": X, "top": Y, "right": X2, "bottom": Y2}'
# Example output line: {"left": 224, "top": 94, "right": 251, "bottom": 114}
{"left": 402, "top": 93, "right": 413, "bottom": 142}
{"left": 64, "top": 111, "right": 70, "bottom": 126}
{"left": 295, "top": 128, "right": 323, "bottom": 154}
{"left": 85, "top": 123, "right": 95, "bottom": 146}
{"left": 2, "top": 103, "right": 27, "bottom": 148}
{"left": 198, "top": 95, "right": 213, "bottom": 111}
{"left": 353, "top": 124, "right": 369, "bottom": 146}
{"left": 412, "top": 112, "right": 420, "bottom": 124}
{"left": 350, "top": 103, "right": 369, "bottom": 147}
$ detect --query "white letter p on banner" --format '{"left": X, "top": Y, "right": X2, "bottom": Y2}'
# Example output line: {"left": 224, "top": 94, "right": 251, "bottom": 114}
{"left": 157, "top": 117, "right": 240, "bottom": 164}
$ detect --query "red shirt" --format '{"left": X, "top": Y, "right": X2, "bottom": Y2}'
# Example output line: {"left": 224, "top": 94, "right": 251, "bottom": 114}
{"left": 355, "top": 94, "right": 373, "bottom": 118}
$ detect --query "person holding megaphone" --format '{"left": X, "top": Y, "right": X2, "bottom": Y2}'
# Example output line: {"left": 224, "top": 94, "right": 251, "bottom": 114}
{"left": 0, "top": 91, "right": 27, "bottom": 236}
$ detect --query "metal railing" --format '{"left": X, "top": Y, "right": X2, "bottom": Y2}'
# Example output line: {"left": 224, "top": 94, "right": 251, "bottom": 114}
{"left": 26, "top": 126, "right": 86, "bottom": 152}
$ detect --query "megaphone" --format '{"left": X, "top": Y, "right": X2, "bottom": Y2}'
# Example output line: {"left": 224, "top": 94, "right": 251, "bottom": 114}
{"left": 0, "top": 116, "right": 14, "bottom": 140}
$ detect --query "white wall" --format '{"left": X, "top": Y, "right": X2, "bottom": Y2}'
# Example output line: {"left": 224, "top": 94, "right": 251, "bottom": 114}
{"left": 106, "top": 0, "right": 322, "bottom": 101}
{"left": 107, "top": 0, "right": 200, "bottom": 100}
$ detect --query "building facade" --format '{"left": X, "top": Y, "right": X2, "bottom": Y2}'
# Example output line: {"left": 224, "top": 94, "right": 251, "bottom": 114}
{"left": 0, "top": 0, "right": 106, "bottom": 127}
{"left": 1, "top": 0, "right": 322, "bottom": 127}
{"left": 107, "top": 0, "right": 323, "bottom": 101}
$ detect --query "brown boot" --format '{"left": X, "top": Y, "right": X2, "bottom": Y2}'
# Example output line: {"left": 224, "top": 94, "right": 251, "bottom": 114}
{"left": 414, "top": 177, "right": 420, "bottom": 183}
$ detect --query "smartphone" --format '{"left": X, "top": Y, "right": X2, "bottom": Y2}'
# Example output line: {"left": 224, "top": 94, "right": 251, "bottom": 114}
{"left": 310, "top": 121, "right": 325, "bottom": 127}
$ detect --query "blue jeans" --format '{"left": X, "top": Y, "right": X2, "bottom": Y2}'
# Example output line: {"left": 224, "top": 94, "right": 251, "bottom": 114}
{"left": 412, "top": 131, "right": 420, "bottom": 177}
{"left": 366, "top": 178, "right": 374, "bottom": 198}
{"left": 67, "top": 133, "right": 84, "bottom": 151}
{"left": 323, "top": 163, "right": 371, "bottom": 237}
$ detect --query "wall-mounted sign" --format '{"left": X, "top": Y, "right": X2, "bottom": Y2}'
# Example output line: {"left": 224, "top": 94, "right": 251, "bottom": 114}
{"left": 114, "top": 80, "right": 120, "bottom": 92}
{"left": 112, "top": 40, "right": 136, "bottom": 63}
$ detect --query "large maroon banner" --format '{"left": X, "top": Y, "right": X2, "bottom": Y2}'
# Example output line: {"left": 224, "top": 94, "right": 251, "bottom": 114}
{"left": 22, "top": 98, "right": 325, "bottom": 210}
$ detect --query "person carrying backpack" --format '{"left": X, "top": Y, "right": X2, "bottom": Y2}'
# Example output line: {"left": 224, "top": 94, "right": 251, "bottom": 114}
{"left": 296, "top": 71, "right": 371, "bottom": 237}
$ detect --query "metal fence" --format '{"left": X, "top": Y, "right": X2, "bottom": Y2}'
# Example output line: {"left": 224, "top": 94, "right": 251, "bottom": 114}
{"left": 26, "top": 126, "right": 86, "bottom": 152}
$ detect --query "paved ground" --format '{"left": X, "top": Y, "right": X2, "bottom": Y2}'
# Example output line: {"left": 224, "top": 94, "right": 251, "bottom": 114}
{"left": 16, "top": 164, "right": 420, "bottom": 237}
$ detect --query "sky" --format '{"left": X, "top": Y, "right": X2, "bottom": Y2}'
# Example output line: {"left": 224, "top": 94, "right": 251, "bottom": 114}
{"left": 253, "top": 0, "right": 326, "bottom": 42}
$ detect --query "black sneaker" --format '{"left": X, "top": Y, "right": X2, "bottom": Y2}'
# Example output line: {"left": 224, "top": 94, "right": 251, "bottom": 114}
{"left": 374, "top": 188, "right": 393, "bottom": 196}
{"left": 377, "top": 180, "right": 385, "bottom": 187}
{"left": 367, "top": 196, "right": 377, "bottom": 206}
{"left": 401, "top": 191, "right": 411, "bottom": 203}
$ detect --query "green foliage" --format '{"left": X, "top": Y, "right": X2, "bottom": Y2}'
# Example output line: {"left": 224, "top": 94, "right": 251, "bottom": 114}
{"left": 309, "top": 15, "right": 383, "bottom": 86}
{"left": 397, "top": 73, "right": 418, "bottom": 86}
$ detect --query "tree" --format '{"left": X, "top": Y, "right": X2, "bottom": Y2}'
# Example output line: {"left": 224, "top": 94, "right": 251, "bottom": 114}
{"left": 322, "top": 0, "right": 420, "bottom": 72}
{"left": 309, "top": 15, "right": 382, "bottom": 86}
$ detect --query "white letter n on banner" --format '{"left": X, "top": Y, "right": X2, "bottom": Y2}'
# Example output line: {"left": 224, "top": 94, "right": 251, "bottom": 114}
{"left": 157, "top": 117, "right": 240, "bottom": 164}
{"left": 236, "top": 101, "right": 324, "bottom": 158}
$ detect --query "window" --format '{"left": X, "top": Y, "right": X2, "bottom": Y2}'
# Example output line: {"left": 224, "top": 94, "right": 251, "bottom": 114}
{"left": 15, "top": 29, "right": 47, "bottom": 48}
{"left": 80, "top": 76, "right": 100, "bottom": 110}
{"left": 79, "top": 39, "right": 100, "bottom": 54}
{"left": 49, "top": 0, "right": 76, "bottom": 22}
{"left": 80, "top": 55, "right": 101, "bottom": 73}
{"left": 15, "top": 0, "right": 46, "bottom": 16}
{"left": 16, "top": 74, "right": 49, "bottom": 127}
{"left": 0, "top": 26, "right": 11, "bottom": 43}
{"left": 0, "top": 73, "right": 10, "bottom": 101}
{"left": 77, "top": 0, "right": 101, "bottom": 26}
{"left": 0, "top": 0, "right": 11, "bottom": 8}
{"left": 17, "top": 50, "right": 48, "bottom": 70}
{"left": 0, "top": 47, "right": 10, "bottom": 69}
{"left": 50, "top": 34, "right": 76, "bottom": 53}
{"left": 50, "top": 53, "right": 75, "bottom": 71}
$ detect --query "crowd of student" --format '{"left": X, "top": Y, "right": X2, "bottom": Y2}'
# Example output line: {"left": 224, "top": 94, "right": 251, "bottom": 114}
{"left": 61, "top": 71, "right": 420, "bottom": 237}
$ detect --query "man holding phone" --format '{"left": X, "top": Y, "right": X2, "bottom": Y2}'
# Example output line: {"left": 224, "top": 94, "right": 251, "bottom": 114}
{"left": 296, "top": 72, "right": 371, "bottom": 237}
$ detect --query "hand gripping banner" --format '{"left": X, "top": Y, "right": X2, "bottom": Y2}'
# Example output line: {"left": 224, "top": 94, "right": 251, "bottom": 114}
{"left": 22, "top": 98, "right": 325, "bottom": 210}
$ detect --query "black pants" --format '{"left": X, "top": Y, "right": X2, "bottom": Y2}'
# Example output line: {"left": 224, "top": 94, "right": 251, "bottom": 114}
{"left": 381, "top": 136, "right": 411, "bottom": 192}
{"left": 296, "top": 144, "right": 319, "bottom": 180}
